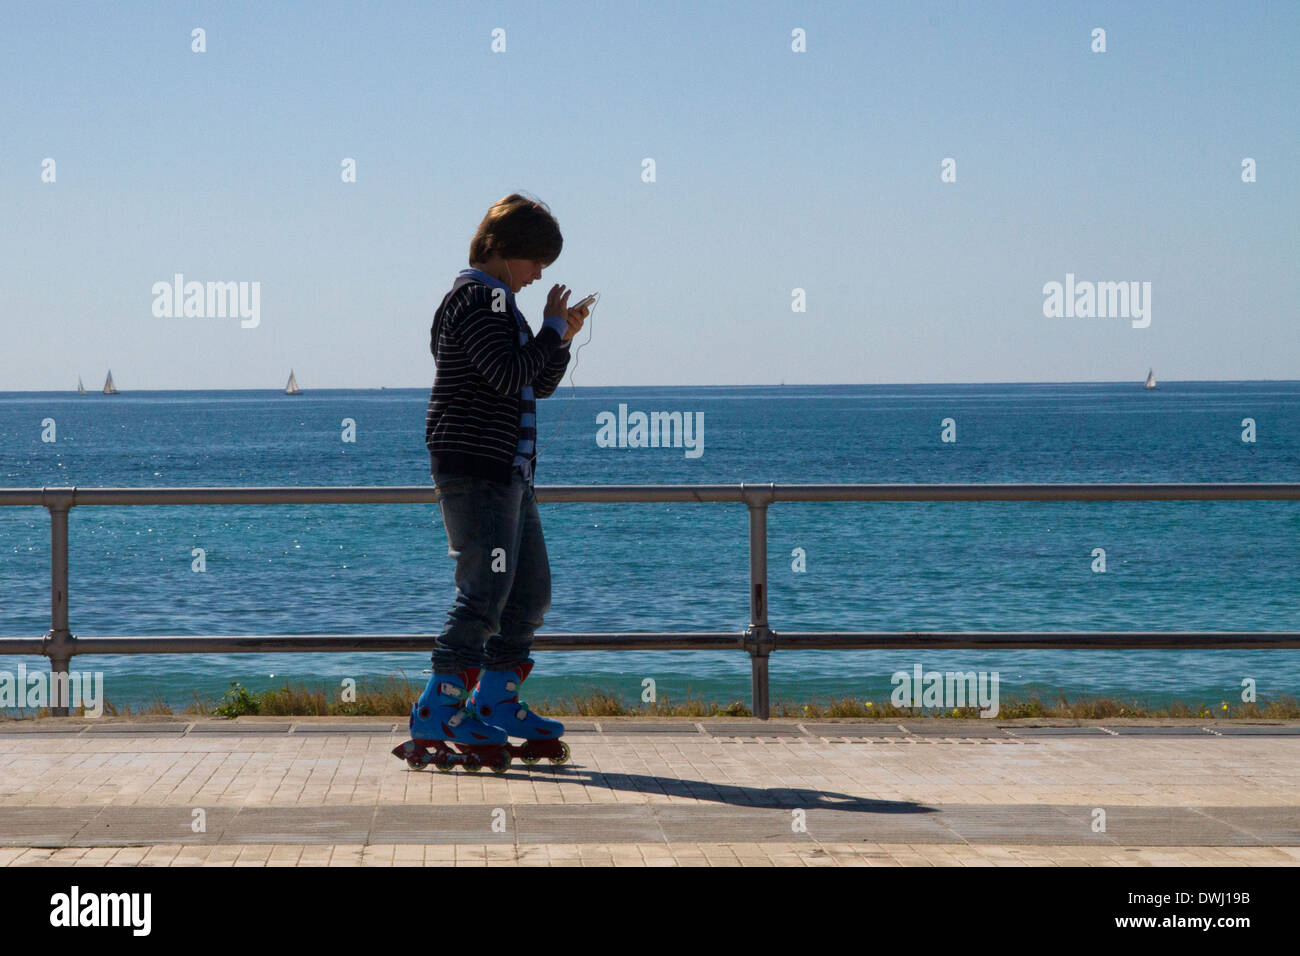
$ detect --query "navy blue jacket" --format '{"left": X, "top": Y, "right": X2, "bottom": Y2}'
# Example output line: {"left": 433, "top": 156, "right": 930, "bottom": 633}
{"left": 425, "top": 273, "right": 571, "bottom": 483}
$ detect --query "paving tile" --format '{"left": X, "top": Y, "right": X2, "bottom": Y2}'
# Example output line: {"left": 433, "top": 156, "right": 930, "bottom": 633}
{"left": 899, "top": 724, "right": 1009, "bottom": 737}
{"left": 84, "top": 723, "right": 189, "bottom": 735}
{"left": 370, "top": 806, "right": 515, "bottom": 844}
{"left": 290, "top": 724, "right": 397, "bottom": 734}
{"left": 1098, "top": 807, "right": 1264, "bottom": 846}
{"left": 703, "top": 723, "right": 806, "bottom": 737}
{"left": 597, "top": 722, "right": 703, "bottom": 734}
{"left": 940, "top": 804, "right": 1112, "bottom": 846}
{"left": 1194, "top": 806, "right": 1300, "bottom": 844}
{"left": 1003, "top": 727, "right": 1112, "bottom": 737}
{"left": 188, "top": 722, "right": 293, "bottom": 735}
{"left": 0, "top": 808, "right": 97, "bottom": 845}
{"left": 513, "top": 805, "right": 664, "bottom": 844}
{"left": 72, "top": 807, "right": 236, "bottom": 846}
{"left": 648, "top": 803, "right": 948, "bottom": 844}
{"left": 1211, "top": 726, "right": 1300, "bottom": 736}
{"left": 0, "top": 724, "right": 87, "bottom": 735}
{"left": 813, "top": 724, "right": 908, "bottom": 737}
{"left": 220, "top": 807, "right": 374, "bottom": 844}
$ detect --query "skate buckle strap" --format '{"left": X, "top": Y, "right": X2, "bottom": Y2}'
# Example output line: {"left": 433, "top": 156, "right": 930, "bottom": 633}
{"left": 440, "top": 682, "right": 464, "bottom": 698}
{"left": 447, "top": 709, "right": 467, "bottom": 727}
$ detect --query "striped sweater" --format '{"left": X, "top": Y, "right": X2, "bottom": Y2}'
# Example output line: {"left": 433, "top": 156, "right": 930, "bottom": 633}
{"left": 425, "top": 269, "right": 572, "bottom": 484}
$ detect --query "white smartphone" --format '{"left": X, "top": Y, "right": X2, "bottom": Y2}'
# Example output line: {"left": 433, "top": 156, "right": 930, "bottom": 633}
{"left": 573, "top": 292, "right": 598, "bottom": 311}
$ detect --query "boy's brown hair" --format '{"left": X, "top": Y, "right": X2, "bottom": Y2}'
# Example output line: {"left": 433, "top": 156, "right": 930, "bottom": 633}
{"left": 468, "top": 193, "right": 563, "bottom": 266}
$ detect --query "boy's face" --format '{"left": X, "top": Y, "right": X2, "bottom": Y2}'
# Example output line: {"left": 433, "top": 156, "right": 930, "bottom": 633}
{"left": 506, "top": 258, "right": 548, "bottom": 293}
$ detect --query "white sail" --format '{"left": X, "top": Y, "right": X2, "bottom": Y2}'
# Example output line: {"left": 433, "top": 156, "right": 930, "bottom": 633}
{"left": 285, "top": 370, "right": 301, "bottom": 395}
{"left": 103, "top": 370, "right": 118, "bottom": 394}
{"left": 1144, "top": 368, "right": 1156, "bottom": 389}
{"left": 77, "top": 376, "right": 86, "bottom": 395}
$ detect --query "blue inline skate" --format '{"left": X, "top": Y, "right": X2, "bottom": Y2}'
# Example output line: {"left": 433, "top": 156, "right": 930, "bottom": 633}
{"left": 392, "top": 668, "right": 512, "bottom": 774}
{"left": 467, "top": 659, "right": 570, "bottom": 767}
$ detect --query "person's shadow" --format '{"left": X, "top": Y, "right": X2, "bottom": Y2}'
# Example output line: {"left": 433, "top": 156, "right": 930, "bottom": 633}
{"left": 429, "top": 762, "right": 934, "bottom": 814}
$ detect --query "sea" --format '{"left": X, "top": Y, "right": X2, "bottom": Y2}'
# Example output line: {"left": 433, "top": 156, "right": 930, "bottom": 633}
{"left": 1, "top": 381, "right": 1298, "bottom": 713}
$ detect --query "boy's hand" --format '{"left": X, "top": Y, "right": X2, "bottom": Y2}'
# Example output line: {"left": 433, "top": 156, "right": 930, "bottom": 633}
{"left": 546, "top": 284, "right": 589, "bottom": 341}
{"left": 544, "top": 284, "right": 571, "bottom": 320}
{"left": 562, "top": 301, "right": 590, "bottom": 341}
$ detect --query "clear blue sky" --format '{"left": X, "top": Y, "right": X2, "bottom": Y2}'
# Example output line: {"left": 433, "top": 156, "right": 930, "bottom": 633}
{"left": 2, "top": 0, "right": 1296, "bottom": 389}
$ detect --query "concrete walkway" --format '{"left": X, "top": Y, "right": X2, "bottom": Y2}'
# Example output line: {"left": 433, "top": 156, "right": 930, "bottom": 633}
{"left": 1, "top": 717, "right": 1297, "bottom": 866}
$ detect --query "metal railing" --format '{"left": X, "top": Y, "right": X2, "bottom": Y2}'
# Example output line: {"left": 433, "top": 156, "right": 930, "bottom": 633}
{"left": 2, "top": 483, "right": 1299, "bottom": 718}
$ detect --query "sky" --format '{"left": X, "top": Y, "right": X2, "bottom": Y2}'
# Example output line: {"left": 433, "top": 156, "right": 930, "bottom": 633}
{"left": 1, "top": 0, "right": 1296, "bottom": 389}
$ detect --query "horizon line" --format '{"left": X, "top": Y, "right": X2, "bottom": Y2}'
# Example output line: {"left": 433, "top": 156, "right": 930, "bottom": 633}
{"left": 2, "top": 378, "right": 1298, "bottom": 393}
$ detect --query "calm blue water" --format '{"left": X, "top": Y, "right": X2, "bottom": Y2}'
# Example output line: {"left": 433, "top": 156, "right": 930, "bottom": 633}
{"left": 1, "top": 382, "right": 1298, "bottom": 712}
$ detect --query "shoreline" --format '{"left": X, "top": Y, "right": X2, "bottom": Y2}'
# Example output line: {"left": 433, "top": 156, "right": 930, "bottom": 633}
{"left": 3, "top": 714, "right": 1300, "bottom": 733}
{"left": 2, "top": 682, "right": 1298, "bottom": 722}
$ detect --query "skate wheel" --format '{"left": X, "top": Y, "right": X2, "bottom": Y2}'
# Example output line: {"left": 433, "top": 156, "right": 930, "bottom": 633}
{"left": 436, "top": 761, "right": 454, "bottom": 773}
{"left": 548, "top": 741, "right": 571, "bottom": 765}
{"left": 406, "top": 758, "right": 425, "bottom": 770}
{"left": 489, "top": 751, "right": 512, "bottom": 775}
{"left": 521, "top": 755, "right": 541, "bottom": 766}
{"left": 463, "top": 756, "right": 482, "bottom": 773}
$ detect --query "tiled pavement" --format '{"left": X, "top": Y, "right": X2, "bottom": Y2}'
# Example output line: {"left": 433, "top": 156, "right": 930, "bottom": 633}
{"left": 1, "top": 717, "right": 1297, "bottom": 866}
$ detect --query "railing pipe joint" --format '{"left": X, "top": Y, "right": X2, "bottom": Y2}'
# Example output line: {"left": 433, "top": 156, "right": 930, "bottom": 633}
{"left": 743, "top": 624, "right": 776, "bottom": 656}
{"left": 40, "top": 486, "right": 77, "bottom": 511}
{"left": 739, "top": 482, "right": 776, "bottom": 508}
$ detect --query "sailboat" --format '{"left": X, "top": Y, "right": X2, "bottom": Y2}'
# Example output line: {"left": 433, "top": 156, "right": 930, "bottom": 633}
{"left": 1144, "top": 368, "right": 1157, "bottom": 390}
{"left": 76, "top": 376, "right": 86, "bottom": 395}
{"left": 285, "top": 370, "right": 302, "bottom": 395}
{"left": 103, "top": 370, "right": 118, "bottom": 395}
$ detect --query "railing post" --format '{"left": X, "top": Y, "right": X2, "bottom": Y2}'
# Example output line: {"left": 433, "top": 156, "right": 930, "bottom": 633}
{"left": 743, "top": 484, "right": 775, "bottom": 719}
{"left": 42, "top": 490, "right": 76, "bottom": 717}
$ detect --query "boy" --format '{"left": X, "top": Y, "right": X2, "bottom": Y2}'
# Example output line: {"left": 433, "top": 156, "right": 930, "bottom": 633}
{"left": 400, "top": 193, "right": 589, "bottom": 772}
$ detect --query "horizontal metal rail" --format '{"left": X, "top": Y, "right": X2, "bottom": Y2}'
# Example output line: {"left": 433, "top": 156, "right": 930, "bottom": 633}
{"left": 2, "top": 483, "right": 1298, "bottom": 718}
{"left": 1, "top": 632, "right": 1297, "bottom": 655}
{"left": 4, "top": 483, "right": 1300, "bottom": 506}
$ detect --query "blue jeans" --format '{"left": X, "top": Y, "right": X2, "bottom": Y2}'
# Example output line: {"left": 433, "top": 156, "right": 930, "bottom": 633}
{"left": 430, "top": 470, "right": 552, "bottom": 673}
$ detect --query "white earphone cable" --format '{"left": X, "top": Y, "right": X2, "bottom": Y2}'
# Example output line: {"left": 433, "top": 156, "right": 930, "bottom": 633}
{"left": 537, "top": 293, "right": 596, "bottom": 455}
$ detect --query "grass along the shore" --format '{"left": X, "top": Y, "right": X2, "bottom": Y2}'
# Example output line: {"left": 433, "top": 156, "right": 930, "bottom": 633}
{"left": 3, "top": 678, "right": 1299, "bottom": 721}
